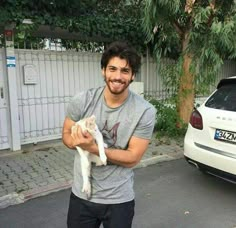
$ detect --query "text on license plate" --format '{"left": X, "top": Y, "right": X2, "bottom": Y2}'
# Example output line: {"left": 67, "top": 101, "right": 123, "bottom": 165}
{"left": 214, "top": 129, "right": 236, "bottom": 144}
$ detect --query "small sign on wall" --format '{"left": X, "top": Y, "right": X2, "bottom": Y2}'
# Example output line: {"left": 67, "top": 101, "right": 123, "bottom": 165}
{"left": 23, "top": 64, "right": 38, "bottom": 85}
{"left": 7, "top": 56, "right": 16, "bottom": 67}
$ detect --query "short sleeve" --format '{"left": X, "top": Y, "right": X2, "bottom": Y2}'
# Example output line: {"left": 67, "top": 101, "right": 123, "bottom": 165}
{"left": 66, "top": 92, "right": 86, "bottom": 122}
{"left": 133, "top": 105, "right": 156, "bottom": 140}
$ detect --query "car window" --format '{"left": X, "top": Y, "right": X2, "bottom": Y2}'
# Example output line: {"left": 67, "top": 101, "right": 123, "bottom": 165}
{"left": 205, "top": 84, "right": 236, "bottom": 111}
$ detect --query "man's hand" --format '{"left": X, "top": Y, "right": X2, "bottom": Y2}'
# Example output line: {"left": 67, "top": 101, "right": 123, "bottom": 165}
{"left": 70, "top": 124, "right": 99, "bottom": 154}
{"left": 62, "top": 117, "right": 97, "bottom": 154}
{"left": 71, "top": 124, "right": 92, "bottom": 147}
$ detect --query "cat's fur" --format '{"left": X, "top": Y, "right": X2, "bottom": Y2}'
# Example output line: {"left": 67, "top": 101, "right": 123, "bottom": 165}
{"left": 71, "top": 115, "right": 107, "bottom": 198}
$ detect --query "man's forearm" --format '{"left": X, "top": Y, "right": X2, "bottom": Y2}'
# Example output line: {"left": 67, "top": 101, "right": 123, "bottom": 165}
{"left": 62, "top": 132, "right": 76, "bottom": 149}
{"left": 103, "top": 137, "right": 150, "bottom": 168}
{"left": 104, "top": 148, "right": 141, "bottom": 168}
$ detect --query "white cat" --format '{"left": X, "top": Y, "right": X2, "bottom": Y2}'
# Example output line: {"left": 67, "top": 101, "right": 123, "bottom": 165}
{"left": 71, "top": 115, "right": 107, "bottom": 198}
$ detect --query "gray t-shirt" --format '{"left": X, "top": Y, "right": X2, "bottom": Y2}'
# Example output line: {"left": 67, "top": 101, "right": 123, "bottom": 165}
{"left": 66, "top": 86, "right": 156, "bottom": 204}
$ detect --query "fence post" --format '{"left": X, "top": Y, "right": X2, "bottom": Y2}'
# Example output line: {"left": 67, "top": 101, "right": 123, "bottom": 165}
{"left": 4, "top": 24, "right": 21, "bottom": 151}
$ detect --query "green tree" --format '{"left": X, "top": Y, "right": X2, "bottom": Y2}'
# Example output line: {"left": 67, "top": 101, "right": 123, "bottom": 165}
{"left": 143, "top": 0, "right": 236, "bottom": 125}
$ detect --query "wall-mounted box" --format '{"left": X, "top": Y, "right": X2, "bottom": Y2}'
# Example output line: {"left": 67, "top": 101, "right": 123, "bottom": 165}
{"left": 23, "top": 64, "right": 38, "bottom": 85}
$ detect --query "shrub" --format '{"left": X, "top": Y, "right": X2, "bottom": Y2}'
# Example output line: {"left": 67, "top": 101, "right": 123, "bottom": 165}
{"left": 149, "top": 98, "right": 187, "bottom": 139}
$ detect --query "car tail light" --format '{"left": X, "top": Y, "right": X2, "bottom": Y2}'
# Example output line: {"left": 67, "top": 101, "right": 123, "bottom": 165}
{"left": 190, "top": 109, "right": 203, "bottom": 130}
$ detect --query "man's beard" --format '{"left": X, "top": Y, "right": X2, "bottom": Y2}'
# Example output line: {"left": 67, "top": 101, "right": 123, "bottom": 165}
{"left": 104, "top": 76, "right": 132, "bottom": 95}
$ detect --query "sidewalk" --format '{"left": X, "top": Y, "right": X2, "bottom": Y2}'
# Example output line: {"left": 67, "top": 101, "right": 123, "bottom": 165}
{"left": 0, "top": 136, "right": 184, "bottom": 209}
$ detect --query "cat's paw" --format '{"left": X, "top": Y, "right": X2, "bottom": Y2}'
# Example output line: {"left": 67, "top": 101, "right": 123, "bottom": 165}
{"left": 100, "top": 154, "right": 107, "bottom": 166}
{"left": 82, "top": 182, "right": 91, "bottom": 198}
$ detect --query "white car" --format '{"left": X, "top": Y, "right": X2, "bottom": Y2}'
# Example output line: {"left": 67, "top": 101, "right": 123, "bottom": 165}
{"left": 184, "top": 76, "right": 236, "bottom": 183}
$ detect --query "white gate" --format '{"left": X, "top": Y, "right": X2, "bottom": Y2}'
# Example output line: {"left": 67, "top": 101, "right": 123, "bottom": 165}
{"left": 0, "top": 49, "right": 10, "bottom": 150}
{"left": 15, "top": 50, "right": 104, "bottom": 145}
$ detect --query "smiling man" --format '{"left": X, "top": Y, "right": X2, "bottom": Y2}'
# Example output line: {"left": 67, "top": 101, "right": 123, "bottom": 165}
{"left": 62, "top": 41, "right": 156, "bottom": 228}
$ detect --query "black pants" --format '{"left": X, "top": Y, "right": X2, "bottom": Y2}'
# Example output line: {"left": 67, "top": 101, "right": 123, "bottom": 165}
{"left": 67, "top": 192, "right": 135, "bottom": 228}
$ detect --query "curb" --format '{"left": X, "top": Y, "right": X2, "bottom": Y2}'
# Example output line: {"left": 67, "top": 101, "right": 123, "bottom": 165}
{"left": 135, "top": 154, "right": 173, "bottom": 168}
{"left": 0, "top": 181, "right": 72, "bottom": 209}
{"left": 135, "top": 152, "right": 183, "bottom": 169}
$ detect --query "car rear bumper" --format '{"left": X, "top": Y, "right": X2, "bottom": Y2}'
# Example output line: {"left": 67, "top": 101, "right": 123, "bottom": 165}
{"left": 184, "top": 156, "right": 236, "bottom": 184}
{"left": 184, "top": 136, "right": 236, "bottom": 176}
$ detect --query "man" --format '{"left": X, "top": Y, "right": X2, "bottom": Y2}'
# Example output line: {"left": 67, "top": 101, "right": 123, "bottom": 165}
{"left": 62, "top": 41, "right": 156, "bottom": 228}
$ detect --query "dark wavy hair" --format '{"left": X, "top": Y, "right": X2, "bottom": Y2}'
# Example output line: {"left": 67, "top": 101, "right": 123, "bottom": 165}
{"left": 101, "top": 41, "right": 141, "bottom": 75}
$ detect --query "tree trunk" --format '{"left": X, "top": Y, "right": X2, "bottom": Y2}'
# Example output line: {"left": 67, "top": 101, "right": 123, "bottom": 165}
{"left": 177, "top": 37, "right": 195, "bottom": 126}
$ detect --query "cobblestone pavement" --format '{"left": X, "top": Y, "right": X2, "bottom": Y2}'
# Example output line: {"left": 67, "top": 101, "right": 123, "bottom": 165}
{"left": 0, "top": 136, "right": 184, "bottom": 209}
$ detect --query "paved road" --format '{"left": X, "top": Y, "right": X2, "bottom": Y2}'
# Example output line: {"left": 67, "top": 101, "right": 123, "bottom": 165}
{"left": 1, "top": 158, "right": 236, "bottom": 228}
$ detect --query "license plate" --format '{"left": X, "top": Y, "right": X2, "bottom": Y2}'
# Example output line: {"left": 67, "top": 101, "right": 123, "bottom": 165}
{"left": 214, "top": 129, "right": 236, "bottom": 144}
